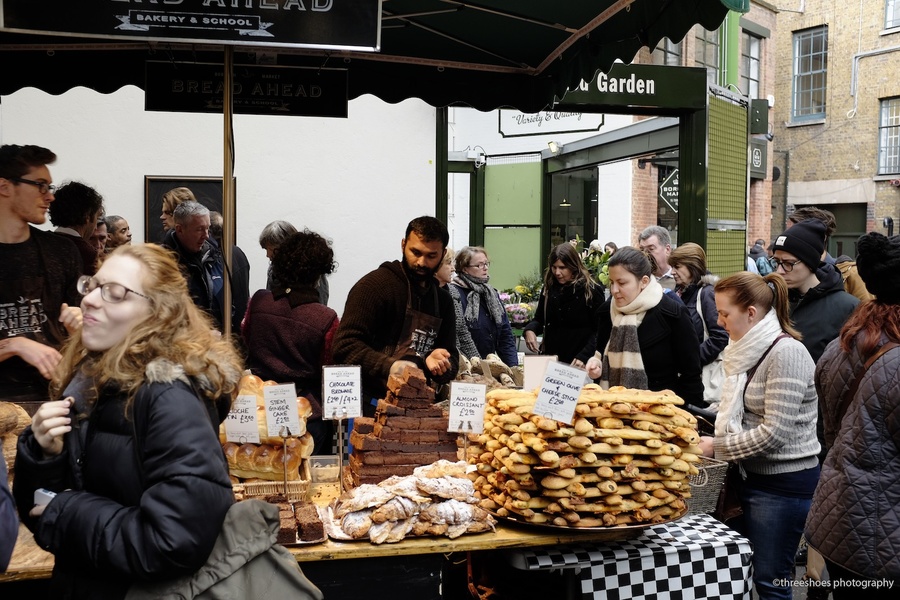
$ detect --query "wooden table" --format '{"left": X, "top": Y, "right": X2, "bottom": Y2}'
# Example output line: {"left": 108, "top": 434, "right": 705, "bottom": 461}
{"left": 0, "top": 483, "right": 644, "bottom": 599}
{"left": 2, "top": 517, "right": 640, "bottom": 577}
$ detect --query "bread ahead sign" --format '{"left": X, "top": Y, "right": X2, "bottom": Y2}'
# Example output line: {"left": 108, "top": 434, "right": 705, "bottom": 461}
{"left": 0, "top": 0, "right": 380, "bottom": 51}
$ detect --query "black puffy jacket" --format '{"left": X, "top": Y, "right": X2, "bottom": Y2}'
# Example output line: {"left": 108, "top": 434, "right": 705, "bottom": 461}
{"left": 789, "top": 263, "right": 859, "bottom": 364}
{"left": 14, "top": 358, "right": 235, "bottom": 599}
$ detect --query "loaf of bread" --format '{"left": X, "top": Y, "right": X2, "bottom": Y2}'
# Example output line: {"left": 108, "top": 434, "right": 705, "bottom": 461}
{"left": 218, "top": 373, "right": 312, "bottom": 445}
{"left": 222, "top": 437, "right": 307, "bottom": 481}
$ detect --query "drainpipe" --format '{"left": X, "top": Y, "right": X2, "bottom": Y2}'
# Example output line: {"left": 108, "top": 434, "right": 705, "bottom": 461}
{"left": 849, "top": 46, "right": 900, "bottom": 116}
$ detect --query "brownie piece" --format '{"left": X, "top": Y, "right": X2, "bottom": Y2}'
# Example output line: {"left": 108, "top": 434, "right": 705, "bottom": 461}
{"left": 294, "top": 502, "right": 325, "bottom": 542}
{"left": 277, "top": 513, "right": 297, "bottom": 545}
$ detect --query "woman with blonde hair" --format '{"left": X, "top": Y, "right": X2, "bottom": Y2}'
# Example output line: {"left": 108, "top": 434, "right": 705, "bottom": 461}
{"left": 524, "top": 243, "right": 604, "bottom": 367}
{"left": 14, "top": 243, "right": 243, "bottom": 598}
{"left": 160, "top": 186, "right": 196, "bottom": 233}
{"left": 450, "top": 246, "right": 518, "bottom": 366}
{"left": 700, "top": 271, "right": 820, "bottom": 600}
{"left": 668, "top": 242, "right": 728, "bottom": 405}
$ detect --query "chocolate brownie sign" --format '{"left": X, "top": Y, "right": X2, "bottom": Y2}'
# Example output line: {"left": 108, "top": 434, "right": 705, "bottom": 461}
{"left": 0, "top": 0, "right": 380, "bottom": 51}
{"left": 322, "top": 365, "right": 362, "bottom": 420}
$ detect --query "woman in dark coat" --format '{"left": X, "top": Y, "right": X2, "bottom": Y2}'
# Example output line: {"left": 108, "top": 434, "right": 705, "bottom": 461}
{"left": 669, "top": 242, "right": 729, "bottom": 406}
{"left": 243, "top": 229, "right": 339, "bottom": 455}
{"left": 523, "top": 243, "right": 604, "bottom": 366}
{"left": 806, "top": 232, "right": 900, "bottom": 597}
{"left": 450, "top": 246, "right": 518, "bottom": 367}
{"left": 14, "top": 244, "right": 243, "bottom": 599}
{"left": 586, "top": 247, "right": 704, "bottom": 407}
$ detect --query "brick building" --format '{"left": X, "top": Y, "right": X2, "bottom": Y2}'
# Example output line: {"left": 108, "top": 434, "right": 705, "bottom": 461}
{"left": 626, "top": 2, "right": 778, "bottom": 252}
{"left": 772, "top": 1, "right": 900, "bottom": 255}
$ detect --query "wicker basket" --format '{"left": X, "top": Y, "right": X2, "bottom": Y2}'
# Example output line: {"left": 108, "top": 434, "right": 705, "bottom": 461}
{"left": 234, "top": 460, "right": 311, "bottom": 502}
{"left": 687, "top": 456, "right": 728, "bottom": 515}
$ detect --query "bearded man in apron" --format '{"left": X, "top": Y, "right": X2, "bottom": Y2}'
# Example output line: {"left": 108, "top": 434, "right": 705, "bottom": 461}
{"left": 0, "top": 145, "right": 83, "bottom": 415}
{"left": 333, "top": 216, "right": 458, "bottom": 417}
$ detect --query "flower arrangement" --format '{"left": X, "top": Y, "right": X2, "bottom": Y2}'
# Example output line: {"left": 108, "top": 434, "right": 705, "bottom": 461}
{"left": 504, "top": 302, "right": 535, "bottom": 326}
{"left": 500, "top": 271, "right": 542, "bottom": 326}
{"left": 576, "top": 235, "right": 612, "bottom": 287}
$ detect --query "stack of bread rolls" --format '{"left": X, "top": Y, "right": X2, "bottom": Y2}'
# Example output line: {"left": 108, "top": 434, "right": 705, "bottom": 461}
{"left": 220, "top": 374, "right": 314, "bottom": 482}
{"left": 0, "top": 402, "right": 31, "bottom": 488}
{"left": 465, "top": 384, "right": 701, "bottom": 527}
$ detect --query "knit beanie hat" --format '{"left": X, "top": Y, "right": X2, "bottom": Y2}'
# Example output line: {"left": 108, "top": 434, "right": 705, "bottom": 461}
{"left": 856, "top": 232, "right": 900, "bottom": 303}
{"left": 772, "top": 219, "right": 826, "bottom": 271}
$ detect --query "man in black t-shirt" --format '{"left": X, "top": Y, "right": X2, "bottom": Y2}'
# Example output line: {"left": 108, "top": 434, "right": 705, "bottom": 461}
{"left": 0, "top": 145, "right": 83, "bottom": 408}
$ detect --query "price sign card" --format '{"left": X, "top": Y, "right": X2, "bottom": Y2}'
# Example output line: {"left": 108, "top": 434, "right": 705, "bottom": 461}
{"left": 448, "top": 381, "right": 486, "bottom": 434}
{"left": 263, "top": 383, "right": 301, "bottom": 438}
{"left": 532, "top": 361, "right": 588, "bottom": 425}
{"left": 523, "top": 354, "right": 558, "bottom": 391}
{"left": 223, "top": 394, "right": 260, "bottom": 443}
{"left": 322, "top": 365, "right": 362, "bottom": 420}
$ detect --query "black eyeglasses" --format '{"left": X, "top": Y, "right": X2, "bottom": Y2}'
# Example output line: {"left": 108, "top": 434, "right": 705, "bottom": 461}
{"left": 768, "top": 257, "right": 802, "bottom": 272}
{"left": 468, "top": 262, "right": 490, "bottom": 269}
{"left": 10, "top": 177, "right": 57, "bottom": 195}
{"left": 77, "top": 275, "right": 150, "bottom": 303}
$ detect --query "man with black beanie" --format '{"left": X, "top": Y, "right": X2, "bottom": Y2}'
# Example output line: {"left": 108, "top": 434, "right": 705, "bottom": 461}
{"left": 771, "top": 219, "right": 859, "bottom": 364}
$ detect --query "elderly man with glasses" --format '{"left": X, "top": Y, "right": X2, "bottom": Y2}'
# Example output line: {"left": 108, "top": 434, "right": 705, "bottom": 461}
{"left": 0, "top": 144, "right": 83, "bottom": 412}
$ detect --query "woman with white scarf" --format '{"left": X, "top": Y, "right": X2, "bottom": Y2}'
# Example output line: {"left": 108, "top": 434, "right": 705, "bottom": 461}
{"left": 449, "top": 246, "right": 518, "bottom": 367}
{"left": 586, "top": 247, "right": 703, "bottom": 407}
{"left": 699, "top": 271, "right": 820, "bottom": 600}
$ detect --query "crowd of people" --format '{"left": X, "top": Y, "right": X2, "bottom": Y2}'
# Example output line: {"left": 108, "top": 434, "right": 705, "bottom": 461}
{"left": 0, "top": 142, "right": 897, "bottom": 599}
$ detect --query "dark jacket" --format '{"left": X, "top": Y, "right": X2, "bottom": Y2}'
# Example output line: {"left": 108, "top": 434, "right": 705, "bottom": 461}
{"left": 161, "top": 232, "right": 250, "bottom": 334}
{"left": 242, "top": 286, "right": 339, "bottom": 419}
{"left": 52, "top": 231, "right": 98, "bottom": 276}
{"left": 679, "top": 277, "right": 729, "bottom": 366}
{"left": 594, "top": 293, "right": 705, "bottom": 407}
{"left": 523, "top": 280, "right": 604, "bottom": 364}
{"left": 789, "top": 263, "right": 859, "bottom": 364}
{"left": 0, "top": 454, "right": 16, "bottom": 572}
{"left": 13, "top": 358, "right": 236, "bottom": 599}
{"left": 807, "top": 335, "right": 900, "bottom": 579}
{"left": 450, "top": 283, "right": 518, "bottom": 366}
{"left": 332, "top": 260, "right": 459, "bottom": 400}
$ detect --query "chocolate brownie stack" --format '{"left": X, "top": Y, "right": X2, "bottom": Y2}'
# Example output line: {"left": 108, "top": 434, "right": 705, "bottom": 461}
{"left": 348, "top": 366, "right": 459, "bottom": 486}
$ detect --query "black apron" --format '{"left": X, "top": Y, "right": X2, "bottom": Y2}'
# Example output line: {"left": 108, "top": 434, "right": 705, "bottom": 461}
{"left": 392, "top": 283, "right": 443, "bottom": 362}
{"left": 0, "top": 237, "right": 66, "bottom": 402}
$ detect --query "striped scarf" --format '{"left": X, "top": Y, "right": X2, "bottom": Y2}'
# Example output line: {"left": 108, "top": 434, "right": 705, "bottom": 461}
{"left": 601, "top": 279, "right": 664, "bottom": 390}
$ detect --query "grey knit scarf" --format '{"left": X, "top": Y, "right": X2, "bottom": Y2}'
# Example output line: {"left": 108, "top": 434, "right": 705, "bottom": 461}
{"left": 454, "top": 272, "right": 506, "bottom": 325}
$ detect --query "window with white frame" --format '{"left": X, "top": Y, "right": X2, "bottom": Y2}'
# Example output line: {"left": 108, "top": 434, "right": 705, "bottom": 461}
{"left": 740, "top": 32, "right": 761, "bottom": 99}
{"left": 651, "top": 38, "right": 682, "bottom": 66}
{"left": 887, "top": 0, "right": 900, "bottom": 29}
{"left": 792, "top": 26, "right": 828, "bottom": 121}
{"left": 695, "top": 27, "right": 720, "bottom": 85}
{"left": 879, "top": 98, "right": 900, "bottom": 175}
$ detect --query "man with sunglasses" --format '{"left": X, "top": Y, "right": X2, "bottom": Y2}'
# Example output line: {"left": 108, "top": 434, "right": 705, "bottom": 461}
{"left": 0, "top": 145, "right": 83, "bottom": 412}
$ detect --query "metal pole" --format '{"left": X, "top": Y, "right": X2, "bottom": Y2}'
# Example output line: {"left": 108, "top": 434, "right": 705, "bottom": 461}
{"left": 222, "top": 47, "right": 235, "bottom": 339}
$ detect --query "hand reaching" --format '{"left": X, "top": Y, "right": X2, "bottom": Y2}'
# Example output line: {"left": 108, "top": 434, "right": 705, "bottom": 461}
{"left": 586, "top": 356, "right": 603, "bottom": 380}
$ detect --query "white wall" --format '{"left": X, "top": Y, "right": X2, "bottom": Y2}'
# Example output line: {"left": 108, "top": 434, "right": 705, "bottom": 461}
{"left": 448, "top": 107, "right": 635, "bottom": 246}
{"left": 0, "top": 86, "right": 437, "bottom": 316}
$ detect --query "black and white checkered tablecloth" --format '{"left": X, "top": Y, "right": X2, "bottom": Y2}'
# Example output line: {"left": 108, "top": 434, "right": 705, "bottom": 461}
{"left": 507, "top": 513, "right": 753, "bottom": 600}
